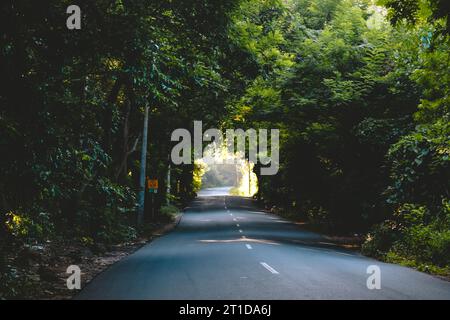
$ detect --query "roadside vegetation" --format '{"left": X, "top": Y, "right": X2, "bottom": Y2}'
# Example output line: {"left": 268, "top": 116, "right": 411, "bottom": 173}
{"left": 1, "top": 0, "right": 449, "bottom": 298}
{"left": 226, "top": 0, "right": 450, "bottom": 276}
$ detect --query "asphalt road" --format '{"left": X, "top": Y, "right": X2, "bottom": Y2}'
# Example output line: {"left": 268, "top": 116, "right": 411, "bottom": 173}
{"left": 77, "top": 187, "right": 450, "bottom": 299}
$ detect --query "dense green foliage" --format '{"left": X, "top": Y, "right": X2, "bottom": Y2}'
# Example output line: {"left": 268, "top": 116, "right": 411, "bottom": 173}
{"left": 0, "top": 0, "right": 238, "bottom": 246}
{"left": 226, "top": 0, "right": 449, "bottom": 270}
{"left": 1, "top": 0, "right": 449, "bottom": 296}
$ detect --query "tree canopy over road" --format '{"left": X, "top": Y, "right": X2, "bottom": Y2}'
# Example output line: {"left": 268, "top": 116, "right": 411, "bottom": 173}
{"left": 1, "top": 0, "right": 449, "bottom": 298}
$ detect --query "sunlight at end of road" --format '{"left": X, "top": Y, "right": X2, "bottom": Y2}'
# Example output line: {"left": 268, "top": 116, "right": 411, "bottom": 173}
{"left": 197, "top": 187, "right": 232, "bottom": 197}
{"left": 198, "top": 238, "right": 280, "bottom": 245}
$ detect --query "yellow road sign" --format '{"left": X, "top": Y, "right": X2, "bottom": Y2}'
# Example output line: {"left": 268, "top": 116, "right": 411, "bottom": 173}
{"left": 147, "top": 179, "right": 158, "bottom": 190}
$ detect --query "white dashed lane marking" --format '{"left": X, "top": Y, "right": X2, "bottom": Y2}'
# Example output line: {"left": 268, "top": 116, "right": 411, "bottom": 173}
{"left": 260, "top": 262, "right": 279, "bottom": 274}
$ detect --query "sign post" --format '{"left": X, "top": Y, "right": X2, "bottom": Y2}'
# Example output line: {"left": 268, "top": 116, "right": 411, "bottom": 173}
{"left": 137, "top": 105, "right": 149, "bottom": 225}
{"left": 147, "top": 178, "right": 158, "bottom": 219}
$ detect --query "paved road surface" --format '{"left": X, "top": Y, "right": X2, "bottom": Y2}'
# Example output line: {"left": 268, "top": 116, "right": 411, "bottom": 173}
{"left": 77, "top": 188, "right": 450, "bottom": 299}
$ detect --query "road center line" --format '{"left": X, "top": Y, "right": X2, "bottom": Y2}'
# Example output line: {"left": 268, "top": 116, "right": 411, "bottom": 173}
{"left": 245, "top": 244, "right": 252, "bottom": 250}
{"left": 260, "top": 262, "right": 279, "bottom": 274}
